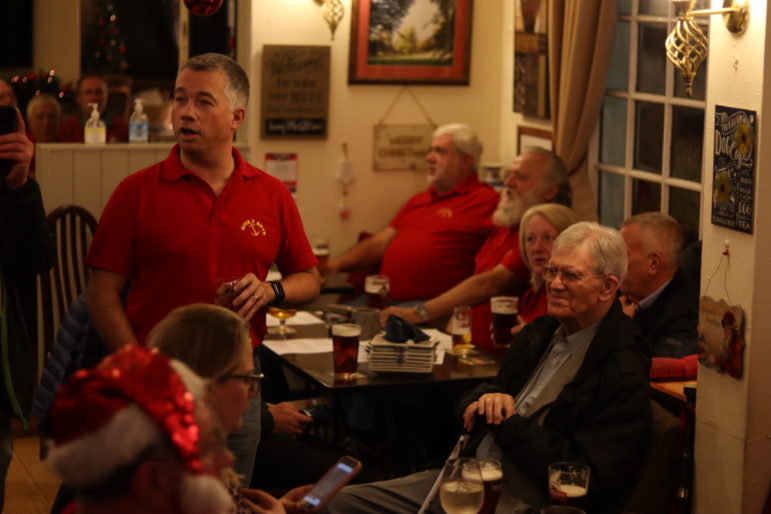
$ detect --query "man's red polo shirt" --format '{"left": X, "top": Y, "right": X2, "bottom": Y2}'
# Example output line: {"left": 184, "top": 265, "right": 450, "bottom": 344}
{"left": 470, "top": 225, "right": 531, "bottom": 355}
{"left": 379, "top": 174, "right": 498, "bottom": 301}
{"left": 86, "top": 146, "right": 316, "bottom": 344}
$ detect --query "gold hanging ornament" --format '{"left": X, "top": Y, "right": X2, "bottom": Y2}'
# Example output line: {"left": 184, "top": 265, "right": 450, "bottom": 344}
{"left": 316, "top": 0, "right": 344, "bottom": 41}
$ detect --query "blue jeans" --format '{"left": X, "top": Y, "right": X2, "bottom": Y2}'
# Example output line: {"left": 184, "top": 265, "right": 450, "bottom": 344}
{"left": 227, "top": 350, "right": 262, "bottom": 485}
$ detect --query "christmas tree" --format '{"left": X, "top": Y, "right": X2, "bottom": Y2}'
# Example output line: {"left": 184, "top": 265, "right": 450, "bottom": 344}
{"left": 83, "top": 0, "right": 129, "bottom": 74}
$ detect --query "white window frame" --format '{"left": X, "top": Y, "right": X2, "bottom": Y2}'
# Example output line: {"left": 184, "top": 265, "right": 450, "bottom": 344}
{"left": 589, "top": 0, "right": 706, "bottom": 234}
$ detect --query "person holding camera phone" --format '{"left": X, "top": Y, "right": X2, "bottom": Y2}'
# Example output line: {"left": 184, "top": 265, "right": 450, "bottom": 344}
{"left": 0, "top": 105, "right": 55, "bottom": 510}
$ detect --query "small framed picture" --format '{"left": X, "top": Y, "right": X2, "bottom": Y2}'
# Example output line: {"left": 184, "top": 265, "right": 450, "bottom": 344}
{"left": 517, "top": 126, "right": 553, "bottom": 154}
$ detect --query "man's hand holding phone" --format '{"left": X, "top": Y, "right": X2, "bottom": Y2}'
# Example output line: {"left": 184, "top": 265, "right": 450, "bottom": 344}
{"left": 0, "top": 106, "right": 33, "bottom": 189}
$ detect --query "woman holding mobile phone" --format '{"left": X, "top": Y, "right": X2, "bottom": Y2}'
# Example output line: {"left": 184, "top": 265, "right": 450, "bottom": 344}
{"left": 148, "top": 303, "right": 313, "bottom": 513}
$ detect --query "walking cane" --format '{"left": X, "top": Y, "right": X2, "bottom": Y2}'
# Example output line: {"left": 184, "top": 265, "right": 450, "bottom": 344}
{"left": 417, "top": 433, "right": 470, "bottom": 514}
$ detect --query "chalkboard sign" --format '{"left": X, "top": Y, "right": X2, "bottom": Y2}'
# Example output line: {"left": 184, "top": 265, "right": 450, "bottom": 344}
{"left": 711, "top": 105, "right": 756, "bottom": 234}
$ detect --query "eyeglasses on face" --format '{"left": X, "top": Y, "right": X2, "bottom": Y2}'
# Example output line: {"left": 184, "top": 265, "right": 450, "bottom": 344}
{"left": 220, "top": 372, "right": 264, "bottom": 394}
{"left": 541, "top": 265, "right": 605, "bottom": 284}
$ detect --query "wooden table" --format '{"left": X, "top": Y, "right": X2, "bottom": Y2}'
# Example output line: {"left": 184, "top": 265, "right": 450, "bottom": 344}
{"left": 262, "top": 323, "right": 501, "bottom": 392}
{"left": 649, "top": 379, "right": 697, "bottom": 414}
{"left": 261, "top": 322, "right": 502, "bottom": 476}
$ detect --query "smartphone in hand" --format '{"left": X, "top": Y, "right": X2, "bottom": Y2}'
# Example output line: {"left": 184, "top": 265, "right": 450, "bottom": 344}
{"left": 0, "top": 105, "right": 18, "bottom": 178}
{"left": 299, "top": 455, "right": 362, "bottom": 511}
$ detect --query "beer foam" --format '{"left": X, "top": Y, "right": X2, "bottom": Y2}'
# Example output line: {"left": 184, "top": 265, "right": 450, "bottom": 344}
{"left": 558, "top": 484, "right": 587, "bottom": 498}
{"left": 462, "top": 466, "right": 502, "bottom": 482}
{"left": 332, "top": 324, "right": 361, "bottom": 337}
{"left": 491, "top": 297, "right": 518, "bottom": 314}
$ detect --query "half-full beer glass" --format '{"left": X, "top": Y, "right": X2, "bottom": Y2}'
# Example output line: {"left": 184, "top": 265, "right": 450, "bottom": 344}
{"left": 548, "top": 462, "right": 589, "bottom": 509}
{"left": 451, "top": 306, "right": 472, "bottom": 357}
{"left": 312, "top": 238, "right": 330, "bottom": 270}
{"left": 476, "top": 459, "right": 503, "bottom": 514}
{"left": 332, "top": 323, "right": 361, "bottom": 378}
{"left": 491, "top": 296, "right": 519, "bottom": 347}
{"left": 364, "top": 275, "right": 390, "bottom": 309}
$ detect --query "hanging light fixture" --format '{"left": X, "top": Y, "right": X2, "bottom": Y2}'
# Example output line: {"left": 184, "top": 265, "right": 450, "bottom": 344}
{"left": 665, "top": 0, "right": 750, "bottom": 97}
{"left": 315, "top": 0, "right": 345, "bottom": 41}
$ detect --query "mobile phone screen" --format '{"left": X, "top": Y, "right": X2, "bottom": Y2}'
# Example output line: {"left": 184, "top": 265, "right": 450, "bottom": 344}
{"left": 301, "top": 456, "right": 360, "bottom": 510}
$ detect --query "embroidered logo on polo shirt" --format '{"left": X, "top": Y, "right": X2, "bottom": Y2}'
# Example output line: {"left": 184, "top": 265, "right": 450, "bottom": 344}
{"left": 436, "top": 208, "right": 453, "bottom": 219}
{"left": 241, "top": 219, "right": 267, "bottom": 237}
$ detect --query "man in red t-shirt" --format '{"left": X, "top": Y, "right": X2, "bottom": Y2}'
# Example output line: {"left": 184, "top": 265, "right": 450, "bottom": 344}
{"left": 325, "top": 123, "right": 500, "bottom": 302}
{"left": 383, "top": 148, "right": 572, "bottom": 354}
{"left": 86, "top": 53, "right": 320, "bottom": 483}
{"left": 57, "top": 75, "right": 128, "bottom": 143}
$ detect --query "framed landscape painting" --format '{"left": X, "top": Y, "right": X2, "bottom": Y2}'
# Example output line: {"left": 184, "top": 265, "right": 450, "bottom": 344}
{"left": 348, "top": 0, "right": 473, "bottom": 85}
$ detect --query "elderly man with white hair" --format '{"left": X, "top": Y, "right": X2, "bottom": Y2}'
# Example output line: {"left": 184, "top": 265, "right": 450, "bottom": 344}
{"left": 325, "top": 123, "right": 500, "bottom": 303}
{"left": 323, "top": 222, "right": 651, "bottom": 514}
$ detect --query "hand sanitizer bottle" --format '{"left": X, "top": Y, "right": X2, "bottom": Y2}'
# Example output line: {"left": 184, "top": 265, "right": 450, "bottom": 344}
{"left": 84, "top": 102, "right": 106, "bottom": 144}
{"left": 129, "top": 98, "right": 149, "bottom": 143}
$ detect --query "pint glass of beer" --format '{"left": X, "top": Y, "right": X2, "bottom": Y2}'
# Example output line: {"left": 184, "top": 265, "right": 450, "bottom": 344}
{"left": 331, "top": 323, "right": 362, "bottom": 378}
{"left": 312, "top": 238, "right": 330, "bottom": 270}
{"left": 473, "top": 459, "right": 503, "bottom": 514}
{"left": 364, "top": 275, "right": 390, "bottom": 309}
{"left": 491, "top": 296, "right": 519, "bottom": 347}
{"left": 548, "top": 462, "right": 589, "bottom": 509}
{"left": 451, "top": 306, "right": 472, "bottom": 356}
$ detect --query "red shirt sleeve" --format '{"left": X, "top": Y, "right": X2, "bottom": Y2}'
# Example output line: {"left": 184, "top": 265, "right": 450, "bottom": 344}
{"left": 86, "top": 173, "right": 141, "bottom": 275}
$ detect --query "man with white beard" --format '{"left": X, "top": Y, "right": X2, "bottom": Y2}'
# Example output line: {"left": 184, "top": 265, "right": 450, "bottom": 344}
{"left": 382, "top": 148, "right": 572, "bottom": 353}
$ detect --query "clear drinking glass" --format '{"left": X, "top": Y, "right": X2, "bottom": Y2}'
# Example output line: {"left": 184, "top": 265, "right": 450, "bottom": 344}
{"left": 548, "top": 462, "right": 590, "bottom": 510}
{"left": 451, "top": 306, "right": 473, "bottom": 357}
{"left": 439, "top": 458, "right": 485, "bottom": 514}
{"left": 267, "top": 306, "right": 298, "bottom": 337}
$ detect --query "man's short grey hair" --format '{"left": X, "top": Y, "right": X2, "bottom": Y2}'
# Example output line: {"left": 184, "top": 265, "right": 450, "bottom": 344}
{"left": 522, "top": 147, "right": 572, "bottom": 207}
{"left": 433, "top": 123, "right": 483, "bottom": 170}
{"left": 553, "top": 221, "right": 628, "bottom": 282}
{"left": 181, "top": 52, "right": 249, "bottom": 110}
{"left": 620, "top": 212, "right": 683, "bottom": 267}
{"left": 26, "top": 93, "right": 62, "bottom": 119}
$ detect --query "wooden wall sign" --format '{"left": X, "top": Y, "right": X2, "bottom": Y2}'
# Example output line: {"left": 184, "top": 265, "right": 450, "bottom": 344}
{"left": 261, "top": 45, "right": 330, "bottom": 138}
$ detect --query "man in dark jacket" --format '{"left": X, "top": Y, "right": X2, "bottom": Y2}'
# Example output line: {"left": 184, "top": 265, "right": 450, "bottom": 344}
{"left": 619, "top": 212, "right": 699, "bottom": 358}
{"left": 323, "top": 222, "right": 651, "bottom": 513}
{"left": 0, "top": 107, "right": 54, "bottom": 509}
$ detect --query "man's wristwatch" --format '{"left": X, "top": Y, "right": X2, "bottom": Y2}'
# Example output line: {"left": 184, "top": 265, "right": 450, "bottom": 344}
{"left": 268, "top": 281, "right": 285, "bottom": 306}
{"left": 414, "top": 303, "right": 430, "bottom": 322}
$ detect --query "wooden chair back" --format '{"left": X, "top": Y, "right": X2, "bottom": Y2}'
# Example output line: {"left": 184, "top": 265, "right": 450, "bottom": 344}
{"left": 38, "top": 205, "right": 98, "bottom": 359}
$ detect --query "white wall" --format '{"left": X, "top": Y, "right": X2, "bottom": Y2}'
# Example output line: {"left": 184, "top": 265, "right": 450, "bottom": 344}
{"left": 695, "top": 1, "right": 771, "bottom": 512}
{"left": 247, "top": 0, "right": 506, "bottom": 254}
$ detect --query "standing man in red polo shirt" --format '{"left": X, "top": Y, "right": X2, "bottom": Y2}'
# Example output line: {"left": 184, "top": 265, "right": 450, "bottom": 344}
{"left": 383, "top": 148, "right": 572, "bottom": 354}
{"left": 86, "top": 53, "right": 320, "bottom": 484}
{"left": 58, "top": 74, "right": 129, "bottom": 143}
{"left": 325, "top": 123, "right": 499, "bottom": 303}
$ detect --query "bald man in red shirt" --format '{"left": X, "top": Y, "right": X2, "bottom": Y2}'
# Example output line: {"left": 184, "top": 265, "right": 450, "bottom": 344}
{"left": 326, "top": 123, "right": 500, "bottom": 303}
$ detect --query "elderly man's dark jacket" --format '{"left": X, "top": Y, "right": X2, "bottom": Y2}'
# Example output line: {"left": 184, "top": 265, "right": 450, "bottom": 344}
{"left": 634, "top": 268, "right": 699, "bottom": 358}
{"left": 457, "top": 300, "right": 651, "bottom": 513}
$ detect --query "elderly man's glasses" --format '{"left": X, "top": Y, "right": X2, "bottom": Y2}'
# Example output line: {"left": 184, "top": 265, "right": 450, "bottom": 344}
{"left": 220, "top": 372, "right": 264, "bottom": 394}
{"left": 542, "top": 265, "right": 605, "bottom": 284}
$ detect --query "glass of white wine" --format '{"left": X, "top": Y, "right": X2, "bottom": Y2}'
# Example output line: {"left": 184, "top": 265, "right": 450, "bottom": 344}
{"left": 267, "top": 306, "right": 298, "bottom": 337}
{"left": 439, "top": 458, "right": 485, "bottom": 514}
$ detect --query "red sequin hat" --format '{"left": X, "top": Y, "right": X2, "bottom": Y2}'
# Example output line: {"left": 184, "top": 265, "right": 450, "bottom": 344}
{"left": 45, "top": 345, "right": 205, "bottom": 487}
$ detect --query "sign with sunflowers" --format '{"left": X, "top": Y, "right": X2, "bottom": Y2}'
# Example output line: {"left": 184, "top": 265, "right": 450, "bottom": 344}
{"left": 711, "top": 105, "right": 756, "bottom": 234}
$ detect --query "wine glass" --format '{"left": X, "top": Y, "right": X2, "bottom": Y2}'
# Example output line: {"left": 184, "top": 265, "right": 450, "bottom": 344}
{"left": 267, "top": 306, "right": 298, "bottom": 337}
{"left": 439, "top": 458, "right": 485, "bottom": 514}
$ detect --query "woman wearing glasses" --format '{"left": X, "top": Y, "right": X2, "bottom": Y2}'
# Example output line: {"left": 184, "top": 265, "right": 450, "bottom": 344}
{"left": 511, "top": 203, "right": 577, "bottom": 335}
{"left": 147, "top": 304, "right": 310, "bottom": 513}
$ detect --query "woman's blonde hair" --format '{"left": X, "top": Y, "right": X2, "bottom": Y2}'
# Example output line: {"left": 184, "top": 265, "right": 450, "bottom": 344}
{"left": 519, "top": 203, "right": 578, "bottom": 288}
{"left": 146, "top": 303, "right": 251, "bottom": 379}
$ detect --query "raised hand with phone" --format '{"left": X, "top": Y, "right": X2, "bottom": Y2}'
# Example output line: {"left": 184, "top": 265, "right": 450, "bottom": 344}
{"left": 0, "top": 106, "right": 34, "bottom": 189}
